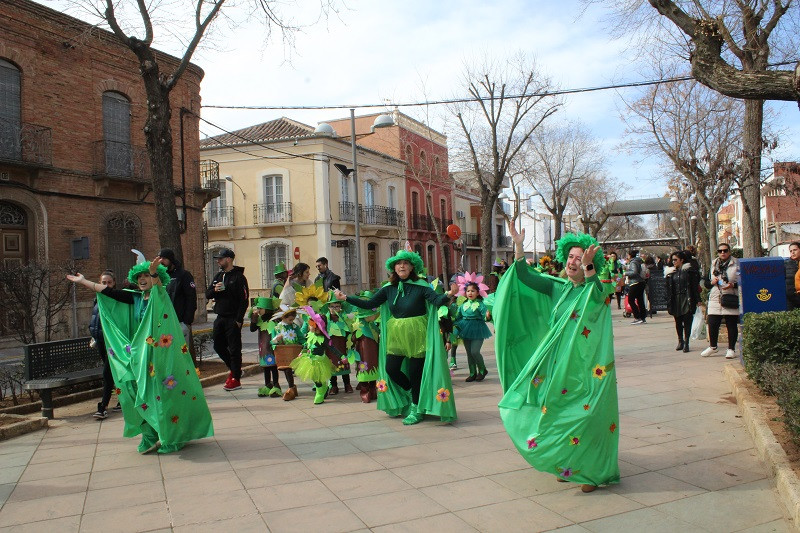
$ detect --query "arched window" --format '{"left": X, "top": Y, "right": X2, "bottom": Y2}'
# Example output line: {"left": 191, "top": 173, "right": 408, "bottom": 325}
{"left": 261, "top": 241, "right": 289, "bottom": 289}
{"left": 405, "top": 145, "right": 413, "bottom": 165}
{"left": 105, "top": 212, "right": 141, "bottom": 279}
{"left": 102, "top": 91, "right": 132, "bottom": 176}
{"left": 344, "top": 239, "right": 357, "bottom": 284}
{"left": 420, "top": 150, "right": 427, "bottom": 170}
{"left": 0, "top": 59, "right": 22, "bottom": 160}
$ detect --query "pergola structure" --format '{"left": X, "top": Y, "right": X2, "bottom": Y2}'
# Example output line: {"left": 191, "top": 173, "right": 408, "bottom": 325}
{"left": 599, "top": 196, "right": 682, "bottom": 250}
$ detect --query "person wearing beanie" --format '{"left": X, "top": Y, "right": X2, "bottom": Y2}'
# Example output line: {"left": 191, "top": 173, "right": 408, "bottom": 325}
{"left": 158, "top": 248, "right": 197, "bottom": 355}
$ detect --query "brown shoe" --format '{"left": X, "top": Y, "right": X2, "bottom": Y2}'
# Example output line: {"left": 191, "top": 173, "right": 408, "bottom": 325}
{"left": 344, "top": 383, "right": 354, "bottom": 393}
{"left": 329, "top": 384, "right": 339, "bottom": 395}
{"left": 360, "top": 387, "right": 371, "bottom": 403}
{"left": 282, "top": 386, "right": 297, "bottom": 401}
{"left": 581, "top": 484, "right": 597, "bottom": 493}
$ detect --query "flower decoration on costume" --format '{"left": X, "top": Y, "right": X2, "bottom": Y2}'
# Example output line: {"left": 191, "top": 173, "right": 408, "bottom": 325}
{"left": 570, "top": 311, "right": 579, "bottom": 321}
{"left": 156, "top": 395, "right": 160, "bottom": 401}
{"left": 581, "top": 327, "right": 591, "bottom": 338}
{"left": 561, "top": 388, "right": 568, "bottom": 395}
{"left": 125, "top": 345, "right": 131, "bottom": 353}
{"left": 592, "top": 364, "right": 607, "bottom": 379}
{"left": 108, "top": 348, "right": 116, "bottom": 358}
{"left": 264, "top": 354, "right": 276, "bottom": 366}
{"left": 182, "top": 390, "right": 186, "bottom": 395}
{"left": 539, "top": 255, "right": 552, "bottom": 267}
{"left": 376, "top": 380, "right": 388, "bottom": 392}
{"left": 146, "top": 336, "right": 156, "bottom": 346}
{"left": 295, "top": 283, "right": 329, "bottom": 308}
{"left": 557, "top": 466, "right": 577, "bottom": 478}
{"left": 140, "top": 403, "right": 148, "bottom": 411}
{"left": 609, "top": 422, "right": 617, "bottom": 433}
{"left": 148, "top": 362, "right": 155, "bottom": 377}
{"left": 159, "top": 334, "right": 173, "bottom": 348}
{"left": 541, "top": 406, "right": 547, "bottom": 414}
{"left": 583, "top": 404, "right": 590, "bottom": 411}
{"left": 163, "top": 375, "right": 177, "bottom": 390}
{"left": 456, "top": 272, "right": 490, "bottom": 298}
{"left": 436, "top": 388, "right": 451, "bottom": 402}
{"left": 531, "top": 375, "right": 545, "bottom": 388}
{"left": 195, "top": 367, "right": 201, "bottom": 377}
{"left": 114, "top": 387, "right": 121, "bottom": 395}
{"left": 569, "top": 436, "right": 580, "bottom": 446}
{"left": 171, "top": 415, "right": 179, "bottom": 424}
{"left": 358, "top": 361, "right": 369, "bottom": 373}
{"left": 181, "top": 344, "right": 189, "bottom": 354}
{"left": 527, "top": 437, "right": 538, "bottom": 449}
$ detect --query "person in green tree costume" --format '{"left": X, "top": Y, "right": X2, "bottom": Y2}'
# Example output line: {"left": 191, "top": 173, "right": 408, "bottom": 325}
{"left": 334, "top": 249, "right": 458, "bottom": 425}
{"left": 67, "top": 254, "right": 214, "bottom": 454}
{"left": 493, "top": 221, "right": 619, "bottom": 493}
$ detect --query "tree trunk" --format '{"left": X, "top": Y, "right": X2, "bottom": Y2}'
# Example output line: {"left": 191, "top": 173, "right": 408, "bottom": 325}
{"left": 740, "top": 99, "right": 763, "bottom": 258}
{"left": 480, "top": 188, "right": 496, "bottom": 277}
{"left": 135, "top": 44, "right": 184, "bottom": 260}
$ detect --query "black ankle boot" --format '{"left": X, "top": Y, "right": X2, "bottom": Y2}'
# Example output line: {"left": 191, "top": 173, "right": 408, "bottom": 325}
{"left": 683, "top": 342, "right": 690, "bottom": 352}
{"left": 675, "top": 340, "right": 684, "bottom": 351}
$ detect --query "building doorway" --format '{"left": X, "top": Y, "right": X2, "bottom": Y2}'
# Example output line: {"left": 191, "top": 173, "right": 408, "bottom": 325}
{"left": 0, "top": 201, "right": 29, "bottom": 336}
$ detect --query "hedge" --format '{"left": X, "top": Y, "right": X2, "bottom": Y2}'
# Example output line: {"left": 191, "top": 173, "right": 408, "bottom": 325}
{"left": 742, "top": 309, "right": 800, "bottom": 387}
{"left": 760, "top": 363, "right": 800, "bottom": 446}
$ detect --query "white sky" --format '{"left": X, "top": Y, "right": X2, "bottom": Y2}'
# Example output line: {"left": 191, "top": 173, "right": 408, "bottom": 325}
{"left": 48, "top": 0, "right": 800, "bottom": 207}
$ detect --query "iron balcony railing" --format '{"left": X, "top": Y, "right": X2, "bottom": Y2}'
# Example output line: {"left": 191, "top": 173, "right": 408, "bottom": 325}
{"left": 338, "top": 202, "right": 404, "bottom": 226}
{"left": 205, "top": 206, "right": 234, "bottom": 227}
{"left": 0, "top": 119, "right": 52, "bottom": 166}
{"left": 93, "top": 140, "right": 150, "bottom": 181}
{"left": 497, "top": 235, "right": 512, "bottom": 247}
{"left": 199, "top": 160, "right": 220, "bottom": 190}
{"left": 463, "top": 232, "right": 480, "bottom": 247}
{"left": 253, "top": 202, "right": 292, "bottom": 224}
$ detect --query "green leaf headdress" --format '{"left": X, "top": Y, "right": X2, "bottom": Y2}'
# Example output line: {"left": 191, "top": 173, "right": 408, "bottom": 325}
{"left": 554, "top": 232, "right": 606, "bottom": 273}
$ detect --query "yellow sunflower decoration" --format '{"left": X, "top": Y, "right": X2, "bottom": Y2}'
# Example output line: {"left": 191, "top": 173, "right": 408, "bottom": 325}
{"left": 295, "top": 282, "right": 329, "bottom": 311}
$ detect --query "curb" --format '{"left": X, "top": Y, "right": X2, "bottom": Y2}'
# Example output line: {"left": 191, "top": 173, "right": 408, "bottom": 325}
{"left": 0, "top": 414, "right": 48, "bottom": 441}
{"left": 725, "top": 364, "right": 800, "bottom": 527}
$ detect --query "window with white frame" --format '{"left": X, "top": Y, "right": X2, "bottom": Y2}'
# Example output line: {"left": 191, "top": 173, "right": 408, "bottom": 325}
{"left": 363, "top": 181, "right": 374, "bottom": 207}
{"left": 343, "top": 239, "right": 357, "bottom": 283}
{"left": 102, "top": 91, "right": 132, "bottom": 176}
{"left": 341, "top": 173, "right": 350, "bottom": 203}
{"left": 264, "top": 174, "right": 284, "bottom": 208}
{"left": 388, "top": 186, "right": 396, "bottom": 209}
{"left": 261, "top": 242, "right": 289, "bottom": 289}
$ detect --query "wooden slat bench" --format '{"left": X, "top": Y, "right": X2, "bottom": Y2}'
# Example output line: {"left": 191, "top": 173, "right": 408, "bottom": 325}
{"left": 23, "top": 337, "right": 103, "bottom": 419}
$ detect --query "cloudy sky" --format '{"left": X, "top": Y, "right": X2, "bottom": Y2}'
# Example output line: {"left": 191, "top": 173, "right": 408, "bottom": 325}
{"left": 50, "top": 0, "right": 799, "bottom": 205}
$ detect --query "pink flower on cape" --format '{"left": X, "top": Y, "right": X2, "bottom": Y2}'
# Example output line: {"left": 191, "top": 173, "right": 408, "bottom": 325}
{"left": 456, "top": 272, "right": 490, "bottom": 298}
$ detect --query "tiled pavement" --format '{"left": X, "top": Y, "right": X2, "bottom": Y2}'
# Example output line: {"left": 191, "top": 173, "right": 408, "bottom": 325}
{"left": 0, "top": 308, "right": 793, "bottom": 532}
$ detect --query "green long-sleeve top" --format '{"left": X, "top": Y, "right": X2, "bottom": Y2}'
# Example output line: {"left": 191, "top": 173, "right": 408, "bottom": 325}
{"left": 346, "top": 281, "right": 451, "bottom": 318}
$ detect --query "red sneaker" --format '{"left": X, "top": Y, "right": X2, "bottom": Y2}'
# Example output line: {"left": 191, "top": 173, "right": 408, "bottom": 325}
{"left": 222, "top": 375, "right": 233, "bottom": 390}
{"left": 223, "top": 378, "right": 242, "bottom": 391}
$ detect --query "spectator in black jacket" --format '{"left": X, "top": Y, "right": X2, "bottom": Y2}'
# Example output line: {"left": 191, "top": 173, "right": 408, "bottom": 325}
{"left": 206, "top": 248, "right": 250, "bottom": 391}
{"left": 787, "top": 242, "right": 800, "bottom": 311}
{"left": 315, "top": 257, "right": 341, "bottom": 291}
{"left": 158, "top": 248, "right": 197, "bottom": 353}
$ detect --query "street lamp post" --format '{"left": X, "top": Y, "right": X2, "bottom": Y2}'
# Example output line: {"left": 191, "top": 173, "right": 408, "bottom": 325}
{"left": 689, "top": 215, "right": 697, "bottom": 246}
{"left": 225, "top": 175, "right": 246, "bottom": 224}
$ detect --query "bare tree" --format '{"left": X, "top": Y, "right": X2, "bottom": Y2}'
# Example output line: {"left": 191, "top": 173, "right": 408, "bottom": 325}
{"left": 450, "top": 52, "right": 561, "bottom": 277}
{"left": 570, "top": 172, "right": 628, "bottom": 237}
{"left": 621, "top": 73, "right": 743, "bottom": 263}
{"left": 66, "top": 0, "right": 337, "bottom": 260}
{"left": 521, "top": 121, "right": 605, "bottom": 242}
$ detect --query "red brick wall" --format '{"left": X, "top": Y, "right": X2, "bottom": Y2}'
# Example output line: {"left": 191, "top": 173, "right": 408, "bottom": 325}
{"left": 0, "top": 0, "right": 207, "bottom": 338}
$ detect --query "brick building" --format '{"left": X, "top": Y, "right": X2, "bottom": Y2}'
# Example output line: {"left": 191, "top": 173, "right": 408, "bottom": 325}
{"left": 325, "top": 111, "right": 456, "bottom": 280}
{"left": 0, "top": 0, "right": 212, "bottom": 341}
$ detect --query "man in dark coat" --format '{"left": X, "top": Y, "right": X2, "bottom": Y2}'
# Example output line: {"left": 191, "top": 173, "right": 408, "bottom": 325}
{"left": 158, "top": 248, "right": 197, "bottom": 352}
{"left": 315, "top": 256, "right": 341, "bottom": 291}
{"left": 206, "top": 248, "right": 250, "bottom": 391}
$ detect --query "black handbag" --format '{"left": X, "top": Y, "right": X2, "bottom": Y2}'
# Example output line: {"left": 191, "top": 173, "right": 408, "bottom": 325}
{"left": 720, "top": 293, "right": 739, "bottom": 309}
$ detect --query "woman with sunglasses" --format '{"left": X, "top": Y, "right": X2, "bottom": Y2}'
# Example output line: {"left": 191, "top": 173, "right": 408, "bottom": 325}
{"left": 701, "top": 244, "right": 740, "bottom": 359}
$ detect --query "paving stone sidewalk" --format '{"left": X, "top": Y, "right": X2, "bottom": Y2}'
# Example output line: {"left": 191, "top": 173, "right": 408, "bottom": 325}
{"left": 0, "top": 308, "right": 793, "bottom": 532}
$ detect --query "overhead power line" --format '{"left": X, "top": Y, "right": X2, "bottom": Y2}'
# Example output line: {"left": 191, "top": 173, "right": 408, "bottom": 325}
{"left": 201, "top": 59, "right": 799, "bottom": 111}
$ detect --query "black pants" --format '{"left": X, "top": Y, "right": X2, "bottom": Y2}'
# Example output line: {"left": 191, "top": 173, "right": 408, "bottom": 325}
{"left": 213, "top": 315, "right": 243, "bottom": 380}
{"left": 707, "top": 314, "right": 739, "bottom": 350}
{"left": 614, "top": 291, "right": 622, "bottom": 309}
{"left": 385, "top": 354, "right": 425, "bottom": 404}
{"left": 96, "top": 336, "right": 114, "bottom": 408}
{"left": 628, "top": 283, "right": 647, "bottom": 320}
{"left": 673, "top": 312, "right": 694, "bottom": 343}
{"left": 263, "top": 366, "right": 279, "bottom": 387}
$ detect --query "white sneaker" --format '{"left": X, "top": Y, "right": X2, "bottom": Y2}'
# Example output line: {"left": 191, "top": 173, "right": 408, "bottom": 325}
{"left": 700, "top": 347, "right": 718, "bottom": 357}
{"left": 725, "top": 349, "right": 736, "bottom": 359}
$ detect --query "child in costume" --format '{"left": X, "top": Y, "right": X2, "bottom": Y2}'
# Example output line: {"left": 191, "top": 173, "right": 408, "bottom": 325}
{"left": 289, "top": 306, "right": 337, "bottom": 404}
{"left": 249, "top": 297, "right": 281, "bottom": 397}
{"left": 272, "top": 309, "right": 303, "bottom": 401}
{"left": 335, "top": 249, "right": 458, "bottom": 425}
{"left": 325, "top": 301, "right": 354, "bottom": 395}
{"left": 454, "top": 273, "right": 492, "bottom": 382}
{"left": 350, "top": 292, "right": 380, "bottom": 403}
{"left": 67, "top": 254, "right": 213, "bottom": 454}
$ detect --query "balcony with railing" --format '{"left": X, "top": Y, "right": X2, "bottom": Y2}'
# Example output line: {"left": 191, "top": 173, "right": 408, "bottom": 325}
{"left": 497, "top": 235, "right": 512, "bottom": 248}
{"left": 199, "top": 160, "right": 220, "bottom": 189}
{"left": 253, "top": 202, "right": 292, "bottom": 224}
{"left": 205, "top": 206, "right": 235, "bottom": 227}
{"left": 463, "top": 232, "right": 480, "bottom": 247}
{"left": 0, "top": 119, "right": 52, "bottom": 167}
{"left": 338, "top": 202, "right": 404, "bottom": 226}
{"left": 93, "top": 140, "right": 150, "bottom": 182}
{"left": 411, "top": 213, "right": 434, "bottom": 231}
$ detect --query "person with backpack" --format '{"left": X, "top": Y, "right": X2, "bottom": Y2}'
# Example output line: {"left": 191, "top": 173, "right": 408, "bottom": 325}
{"left": 625, "top": 249, "right": 648, "bottom": 325}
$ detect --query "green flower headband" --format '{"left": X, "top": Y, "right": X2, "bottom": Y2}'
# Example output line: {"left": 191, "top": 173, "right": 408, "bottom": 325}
{"left": 554, "top": 232, "right": 606, "bottom": 273}
{"left": 127, "top": 262, "right": 170, "bottom": 286}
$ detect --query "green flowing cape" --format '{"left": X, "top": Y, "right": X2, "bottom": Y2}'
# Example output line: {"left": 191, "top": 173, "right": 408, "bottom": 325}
{"left": 375, "top": 279, "right": 457, "bottom": 422}
{"left": 494, "top": 260, "right": 619, "bottom": 486}
{"left": 97, "top": 286, "right": 214, "bottom": 451}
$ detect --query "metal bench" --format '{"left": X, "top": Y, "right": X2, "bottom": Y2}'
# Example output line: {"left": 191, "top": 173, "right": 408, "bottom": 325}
{"left": 23, "top": 337, "right": 103, "bottom": 419}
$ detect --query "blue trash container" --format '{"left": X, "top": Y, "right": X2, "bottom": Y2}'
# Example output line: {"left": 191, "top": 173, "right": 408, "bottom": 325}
{"left": 739, "top": 257, "right": 788, "bottom": 314}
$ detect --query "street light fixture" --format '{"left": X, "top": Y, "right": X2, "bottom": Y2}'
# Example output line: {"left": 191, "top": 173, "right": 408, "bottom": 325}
{"left": 689, "top": 215, "right": 697, "bottom": 246}
{"left": 331, "top": 110, "right": 394, "bottom": 292}
{"left": 225, "top": 175, "right": 246, "bottom": 225}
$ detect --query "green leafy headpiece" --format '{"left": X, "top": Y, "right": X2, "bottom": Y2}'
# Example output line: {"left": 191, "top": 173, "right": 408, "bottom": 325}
{"left": 127, "top": 263, "right": 170, "bottom": 286}
{"left": 554, "top": 232, "right": 606, "bottom": 273}
{"left": 385, "top": 250, "right": 424, "bottom": 275}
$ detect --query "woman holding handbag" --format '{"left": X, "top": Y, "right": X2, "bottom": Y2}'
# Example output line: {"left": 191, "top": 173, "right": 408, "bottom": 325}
{"left": 700, "top": 244, "right": 740, "bottom": 359}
